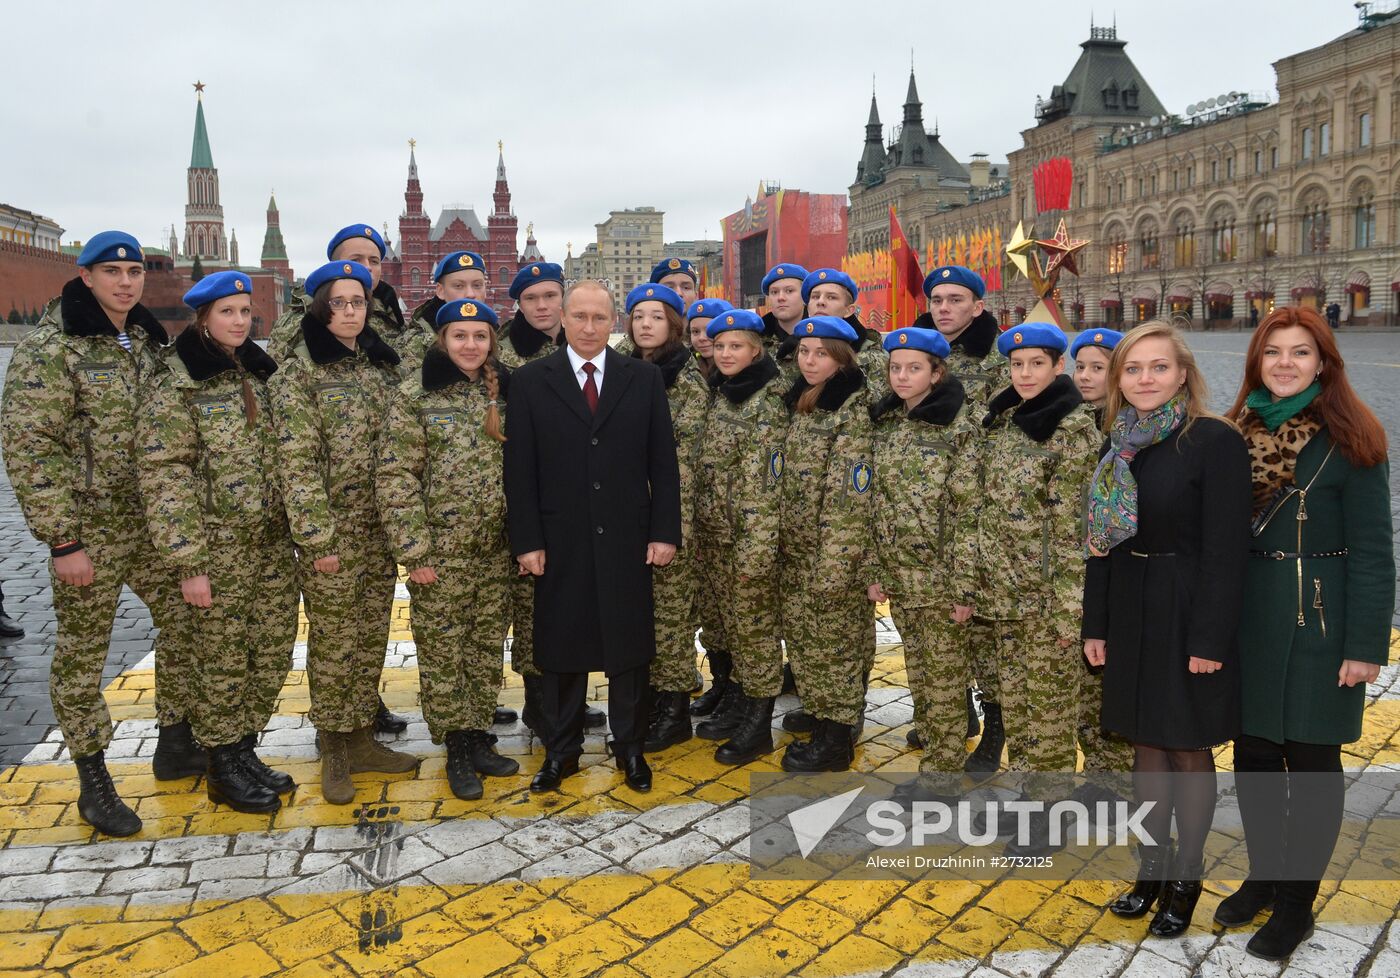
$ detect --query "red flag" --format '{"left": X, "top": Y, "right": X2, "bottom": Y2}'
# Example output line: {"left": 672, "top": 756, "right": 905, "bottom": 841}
{"left": 698, "top": 260, "right": 708, "bottom": 299}
{"left": 888, "top": 206, "right": 925, "bottom": 329}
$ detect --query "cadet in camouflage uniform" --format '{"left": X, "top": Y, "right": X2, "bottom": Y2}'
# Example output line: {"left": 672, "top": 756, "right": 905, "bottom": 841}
{"left": 912, "top": 265, "right": 1011, "bottom": 770}
{"left": 0, "top": 232, "right": 201, "bottom": 837}
{"left": 138, "top": 271, "right": 299, "bottom": 814}
{"left": 268, "top": 260, "right": 417, "bottom": 804}
{"left": 866, "top": 327, "right": 979, "bottom": 786}
{"left": 376, "top": 299, "right": 521, "bottom": 801}
{"left": 800, "top": 268, "right": 888, "bottom": 398}
{"left": 619, "top": 285, "right": 709, "bottom": 753}
{"left": 649, "top": 256, "right": 700, "bottom": 312}
{"left": 759, "top": 263, "right": 809, "bottom": 360}
{"left": 693, "top": 310, "right": 788, "bottom": 764}
{"left": 400, "top": 250, "right": 491, "bottom": 378}
{"left": 954, "top": 322, "right": 1098, "bottom": 852}
{"left": 778, "top": 316, "right": 876, "bottom": 773}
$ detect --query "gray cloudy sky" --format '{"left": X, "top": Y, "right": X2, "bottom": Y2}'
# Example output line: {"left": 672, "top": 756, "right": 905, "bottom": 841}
{"left": 6, "top": 0, "right": 1359, "bottom": 280}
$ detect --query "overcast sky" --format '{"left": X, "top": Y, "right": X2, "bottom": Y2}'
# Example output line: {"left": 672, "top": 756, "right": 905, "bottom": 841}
{"left": 5, "top": 0, "right": 1360, "bottom": 280}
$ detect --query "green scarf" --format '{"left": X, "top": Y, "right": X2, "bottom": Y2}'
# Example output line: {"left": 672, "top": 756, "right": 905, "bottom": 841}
{"left": 1245, "top": 380, "right": 1321, "bottom": 432}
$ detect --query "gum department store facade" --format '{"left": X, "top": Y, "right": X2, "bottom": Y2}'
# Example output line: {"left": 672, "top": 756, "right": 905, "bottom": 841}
{"left": 848, "top": 7, "right": 1400, "bottom": 328}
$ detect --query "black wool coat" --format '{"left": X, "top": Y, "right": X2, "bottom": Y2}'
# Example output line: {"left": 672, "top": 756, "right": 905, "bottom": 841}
{"left": 1081, "top": 418, "right": 1252, "bottom": 750}
{"left": 504, "top": 346, "right": 682, "bottom": 674}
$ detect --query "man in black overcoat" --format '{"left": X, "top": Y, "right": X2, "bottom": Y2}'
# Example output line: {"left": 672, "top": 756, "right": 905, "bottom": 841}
{"left": 504, "top": 280, "right": 682, "bottom": 793}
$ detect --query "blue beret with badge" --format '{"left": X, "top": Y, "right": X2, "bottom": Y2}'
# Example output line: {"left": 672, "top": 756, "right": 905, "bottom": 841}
{"left": 996, "top": 321, "right": 1068, "bottom": 357}
{"left": 650, "top": 257, "right": 696, "bottom": 284}
{"left": 794, "top": 315, "right": 859, "bottom": 343}
{"left": 509, "top": 261, "right": 564, "bottom": 300}
{"left": 883, "top": 326, "right": 951, "bottom": 359}
{"left": 705, "top": 308, "right": 765, "bottom": 338}
{"left": 433, "top": 251, "right": 486, "bottom": 282}
{"left": 1069, "top": 328, "right": 1124, "bottom": 359}
{"left": 305, "top": 260, "right": 373, "bottom": 297}
{"left": 626, "top": 283, "right": 684, "bottom": 316}
{"left": 687, "top": 298, "right": 734, "bottom": 321}
{"left": 761, "top": 263, "right": 810, "bottom": 293}
{"left": 77, "top": 230, "right": 143, "bottom": 267}
{"left": 436, "top": 298, "right": 500, "bottom": 329}
{"left": 923, "top": 264, "right": 985, "bottom": 299}
{"left": 801, "top": 268, "right": 859, "bottom": 303}
{"left": 325, "top": 223, "right": 386, "bottom": 260}
{"left": 183, "top": 270, "right": 253, "bottom": 310}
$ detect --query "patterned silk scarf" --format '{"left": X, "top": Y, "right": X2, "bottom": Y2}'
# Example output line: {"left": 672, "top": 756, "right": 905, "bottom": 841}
{"left": 1085, "top": 392, "right": 1189, "bottom": 555}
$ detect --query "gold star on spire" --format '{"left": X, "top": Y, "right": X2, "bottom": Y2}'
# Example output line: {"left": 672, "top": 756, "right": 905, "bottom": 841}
{"left": 408, "top": 137, "right": 416, "bottom": 150}
{"left": 193, "top": 80, "right": 205, "bottom": 99}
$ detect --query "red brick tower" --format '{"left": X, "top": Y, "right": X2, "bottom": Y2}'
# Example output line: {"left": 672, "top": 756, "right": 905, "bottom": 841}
{"left": 486, "top": 141, "right": 521, "bottom": 312}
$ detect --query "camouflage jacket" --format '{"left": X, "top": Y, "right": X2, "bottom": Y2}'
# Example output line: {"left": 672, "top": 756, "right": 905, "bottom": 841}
{"left": 868, "top": 377, "right": 977, "bottom": 606}
{"left": 137, "top": 328, "right": 284, "bottom": 574}
{"left": 645, "top": 346, "right": 710, "bottom": 552}
{"left": 695, "top": 357, "right": 789, "bottom": 576}
{"left": 956, "top": 374, "right": 1097, "bottom": 620}
{"left": 497, "top": 311, "right": 565, "bottom": 369}
{"left": 779, "top": 368, "right": 875, "bottom": 594}
{"left": 1, "top": 279, "right": 169, "bottom": 546}
{"left": 267, "top": 313, "right": 401, "bottom": 559}
{"left": 375, "top": 347, "right": 510, "bottom": 567}
{"left": 396, "top": 296, "right": 445, "bottom": 378}
{"left": 268, "top": 282, "right": 421, "bottom": 374}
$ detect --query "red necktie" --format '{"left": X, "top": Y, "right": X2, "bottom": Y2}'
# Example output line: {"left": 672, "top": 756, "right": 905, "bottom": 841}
{"left": 582, "top": 361, "right": 599, "bottom": 414}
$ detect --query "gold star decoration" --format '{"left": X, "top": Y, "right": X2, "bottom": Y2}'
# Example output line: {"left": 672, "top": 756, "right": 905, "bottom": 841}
{"left": 1005, "top": 221, "right": 1037, "bottom": 280}
{"left": 1036, "top": 219, "right": 1090, "bottom": 278}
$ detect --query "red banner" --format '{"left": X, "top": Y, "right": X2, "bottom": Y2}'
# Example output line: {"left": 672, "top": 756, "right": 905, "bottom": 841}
{"left": 888, "top": 207, "right": 926, "bottom": 329}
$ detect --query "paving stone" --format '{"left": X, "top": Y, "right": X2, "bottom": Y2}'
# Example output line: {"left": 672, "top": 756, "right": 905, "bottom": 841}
{"left": 194, "top": 877, "right": 281, "bottom": 902}
{"left": 633, "top": 801, "right": 718, "bottom": 836}
{"left": 626, "top": 832, "right": 722, "bottom": 874}
{"left": 231, "top": 826, "right": 312, "bottom": 855}
{"left": 355, "top": 834, "right": 441, "bottom": 884}
{"left": 151, "top": 836, "right": 230, "bottom": 864}
{"left": 693, "top": 804, "right": 752, "bottom": 846}
{"left": 583, "top": 821, "right": 663, "bottom": 863}
{"left": 422, "top": 841, "right": 528, "bottom": 886}
{"left": 6, "top": 870, "right": 105, "bottom": 901}
{"left": 51, "top": 839, "right": 153, "bottom": 871}
{"left": 520, "top": 846, "right": 616, "bottom": 884}
{"left": 100, "top": 865, "right": 189, "bottom": 894}
{"left": 186, "top": 853, "right": 269, "bottom": 882}
{"left": 0, "top": 844, "right": 55, "bottom": 874}
{"left": 501, "top": 820, "right": 585, "bottom": 860}
{"left": 419, "top": 816, "right": 508, "bottom": 856}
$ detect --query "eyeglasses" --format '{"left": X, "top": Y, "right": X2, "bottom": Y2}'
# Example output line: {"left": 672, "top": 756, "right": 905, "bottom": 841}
{"left": 329, "top": 298, "right": 368, "bottom": 311}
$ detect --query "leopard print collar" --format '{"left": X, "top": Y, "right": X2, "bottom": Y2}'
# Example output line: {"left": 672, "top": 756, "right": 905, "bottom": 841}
{"left": 1240, "top": 405, "right": 1323, "bottom": 518}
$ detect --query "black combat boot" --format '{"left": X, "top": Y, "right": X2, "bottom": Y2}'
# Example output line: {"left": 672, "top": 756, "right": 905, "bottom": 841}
{"left": 466, "top": 729, "right": 519, "bottom": 777}
{"left": 153, "top": 720, "right": 207, "bottom": 781}
{"left": 444, "top": 731, "right": 483, "bottom": 801}
{"left": 645, "top": 691, "right": 694, "bottom": 753}
{"left": 493, "top": 705, "right": 518, "bottom": 725}
{"left": 206, "top": 743, "right": 280, "bottom": 814}
{"left": 1246, "top": 880, "right": 1317, "bottom": 960}
{"left": 781, "top": 708, "right": 818, "bottom": 734}
{"left": 690, "top": 651, "right": 734, "bottom": 716}
{"left": 75, "top": 751, "right": 141, "bottom": 836}
{"left": 237, "top": 733, "right": 294, "bottom": 794}
{"left": 1109, "top": 843, "right": 1172, "bottom": 918}
{"left": 375, "top": 697, "right": 409, "bottom": 734}
{"left": 695, "top": 682, "right": 745, "bottom": 740}
{"left": 781, "top": 719, "right": 855, "bottom": 772}
{"left": 715, "top": 695, "right": 775, "bottom": 765}
{"left": 963, "top": 700, "right": 1004, "bottom": 780}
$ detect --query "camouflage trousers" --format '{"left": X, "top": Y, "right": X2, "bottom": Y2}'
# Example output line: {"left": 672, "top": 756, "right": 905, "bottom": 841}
{"left": 1077, "top": 658, "right": 1135, "bottom": 773}
{"left": 408, "top": 556, "right": 510, "bottom": 742}
{"left": 712, "top": 546, "right": 783, "bottom": 698}
{"left": 651, "top": 548, "right": 699, "bottom": 694}
{"left": 177, "top": 523, "right": 299, "bottom": 748}
{"left": 894, "top": 601, "right": 973, "bottom": 774}
{"left": 785, "top": 586, "right": 870, "bottom": 726}
{"left": 507, "top": 571, "right": 539, "bottom": 679}
{"left": 49, "top": 510, "right": 195, "bottom": 756}
{"left": 693, "top": 539, "right": 729, "bottom": 657}
{"left": 992, "top": 615, "right": 1081, "bottom": 784}
{"left": 300, "top": 520, "right": 396, "bottom": 733}
{"left": 967, "top": 614, "right": 1001, "bottom": 705}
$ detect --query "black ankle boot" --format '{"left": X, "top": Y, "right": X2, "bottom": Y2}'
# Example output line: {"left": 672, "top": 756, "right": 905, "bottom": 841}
{"left": 781, "top": 708, "right": 817, "bottom": 734}
{"left": 695, "top": 683, "right": 745, "bottom": 740}
{"left": 153, "top": 720, "right": 207, "bottom": 781}
{"left": 207, "top": 743, "right": 281, "bottom": 814}
{"left": 965, "top": 687, "right": 981, "bottom": 739}
{"left": 237, "top": 734, "right": 294, "bottom": 794}
{"left": 781, "top": 719, "right": 855, "bottom": 772}
{"left": 690, "top": 652, "right": 734, "bottom": 716}
{"left": 1148, "top": 858, "right": 1203, "bottom": 937}
{"left": 963, "top": 701, "right": 1003, "bottom": 780}
{"left": 466, "top": 729, "right": 520, "bottom": 777}
{"left": 1246, "top": 880, "right": 1317, "bottom": 960}
{"left": 75, "top": 751, "right": 141, "bottom": 837}
{"left": 715, "top": 695, "right": 775, "bottom": 765}
{"left": 1214, "top": 878, "right": 1276, "bottom": 927}
{"left": 1110, "top": 844, "right": 1172, "bottom": 918}
{"left": 444, "top": 731, "right": 484, "bottom": 800}
{"left": 645, "top": 691, "right": 694, "bottom": 752}
{"left": 375, "top": 698, "right": 409, "bottom": 734}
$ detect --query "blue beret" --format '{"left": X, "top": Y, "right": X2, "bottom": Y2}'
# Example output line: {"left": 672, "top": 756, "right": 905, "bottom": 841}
{"left": 77, "top": 230, "right": 143, "bottom": 266}
{"left": 650, "top": 257, "right": 697, "bottom": 284}
{"left": 687, "top": 298, "right": 734, "bottom": 321}
{"left": 793, "top": 315, "right": 859, "bottom": 343}
{"left": 1069, "top": 328, "right": 1124, "bottom": 359}
{"left": 801, "top": 268, "right": 859, "bottom": 303}
{"left": 883, "top": 327, "right": 951, "bottom": 359}
{"left": 923, "top": 265, "right": 985, "bottom": 299}
{"left": 761, "top": 264, "right": 810, "bottom": 293}
{"left": 305, "top": 260, "right": 373, "bottom": 298}
{"left": 509, "top": 261, "right": 565, "bottom": 300}
{"left": 433, "top": 251, "right": 486, "bottom": 282}
{"left": 625, "top": 283, "right": 684, "bottom": 316}
{"left": 326, "top": 223, "right": 386, "bottom": 260}
{"left": 705, "top": 308, "right": 765, "bottom": 338}
{"left": 183, "top": 270, "right": 253, "bottom": 310}
{"left": 436, "top": 298, "right": 499, "bottom": 329}
{"left": 996, "top": 321, "right": 1069, "bottom": 357}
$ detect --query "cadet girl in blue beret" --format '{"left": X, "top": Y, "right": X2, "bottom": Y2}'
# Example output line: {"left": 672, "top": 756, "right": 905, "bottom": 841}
{"left": 651, "top": 257, "right": 699, "bottom": 309}
{"left": 795, "top": 271, "right": 887, "bottom": 398}
{"left": 1070, "top": 328, "right": 1124, "bottom": 426}
{"left": 686, "top": 298, "right": 733, "bottom": 381}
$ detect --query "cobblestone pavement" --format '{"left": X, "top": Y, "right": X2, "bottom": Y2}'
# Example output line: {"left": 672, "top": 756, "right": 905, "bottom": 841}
{"left": 0, "top": 336, "right": 1398, "bottom": 977}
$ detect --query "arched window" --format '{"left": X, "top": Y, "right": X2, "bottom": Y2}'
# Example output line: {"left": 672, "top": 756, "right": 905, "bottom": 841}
{"left": 1250, "top": 199, "right": 1278, "bottom": 257}
{"left": 1352, "top": 182, "right": 1376, "bottom": 248}
{"left": 1137, "top": 219, "right": 1160, "bottom": 270}
{"left": 1299, "top": 188, "right": 1330, "bottom": 254}
{"left": 1172, "top": 213, "right": 1195, "bottom": 266}
{"left": 1208, "top": 205, "right": 1237, "bottom": 263}
{"left": 410, "top": 267, "right": 421, "bottom": 288}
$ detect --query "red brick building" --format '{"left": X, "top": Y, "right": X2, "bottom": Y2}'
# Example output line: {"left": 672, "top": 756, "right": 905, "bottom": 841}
{"left": 717, "top": 185, "right": 848, "bottom": 307}
{"left": 0, "top": 241, "right": 76, "bottom": 321}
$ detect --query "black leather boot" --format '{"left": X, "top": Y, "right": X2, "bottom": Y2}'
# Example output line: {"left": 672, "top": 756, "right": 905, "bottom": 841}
{"left": 1109, "top": 844, "right": 1172, "bottom": 918}
{"left": 584, "top": 704, "right": 607, "bottom": 729}
{"left": 466, "top": 729, "right": 519, "bottom": 777}
{"left": 444, "top": 731, "right": 483, "bottom": 800}
{"left": 781, "top": 708, "right": 818, "bottom": 734}
{"left": 645, "top": 691, "right": 694, "bottom": 753}
{"left": 1147, "top": 857, "right": 1203, "bottom": 937}
{"left": 695, "top": 683, "right": 745, "bottom": 740}
{"left": 375, "top": 697, "right": 409, "bottom": 734}
{"left": 906, "top": 727, "right": 924, "bottom": 749}
{"left": 715, "top": 695, "right": 775, "bottom": 765}
{"left": 1214, "top": 879, "right": 1276, "bottom": 927}
{"left": 963, "top": 701, "right": 1004, "bottom": 780}
{"left": 781, "top": 719, "right": 855, "bottom": 772}
{"left": 0, "top": 604, "right": 24, "bottom": 638}
{"left": 493, "top": 705, "right": 518, "bottom": 725}
{"left": 237, "top": 733, "right": 294, "bottom": 794}
{"left": 152, "top": 720, "right": 207, "bottom": 781}
{"left": 75, "top": 751, "right": 141, "bottom": 836}
{"left": 207, "top": 743, "right": 280, "bottom": 813}
{"left": 1003, "top": 809, "right": 1067, "bottom": 858}
{"left": 965, "top": 687, "right": 981, "bottom": 740}
{"left": 690, "top": 651, "right": 734, "bottom": 716}
{"left": 1246, "top": 880, "right": 1317, "bottom": 960}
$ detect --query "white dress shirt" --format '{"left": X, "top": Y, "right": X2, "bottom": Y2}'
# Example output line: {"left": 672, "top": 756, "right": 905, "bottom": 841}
{"left": 565, "top": 344, "right": 606, "bottom": 396}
